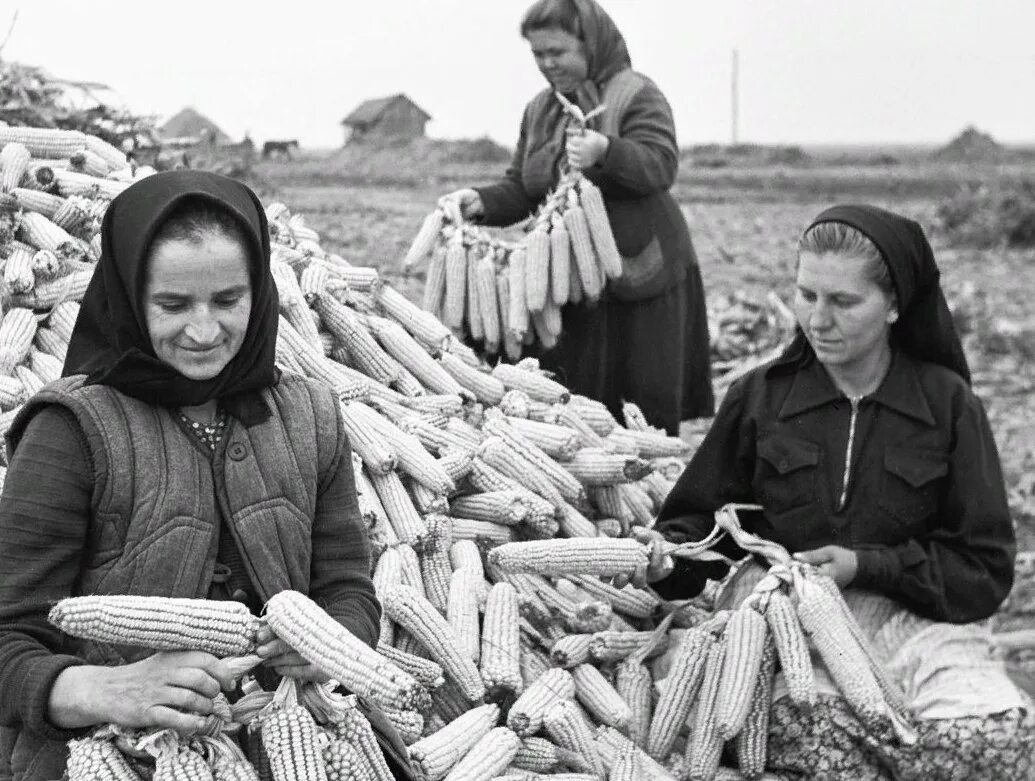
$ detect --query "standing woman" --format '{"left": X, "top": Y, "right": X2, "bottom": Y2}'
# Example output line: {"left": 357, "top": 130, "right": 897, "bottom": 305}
{"left": 0, "top": 171, "right": 401, "bottom": 780}
{"left": 449, "top": 0, "right": 714, "bottom": 434}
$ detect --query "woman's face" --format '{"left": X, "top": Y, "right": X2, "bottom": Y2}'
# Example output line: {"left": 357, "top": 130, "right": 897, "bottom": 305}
{"left": 144, "top": 230, "right": 252, "bottom": 381}
{"left": 527, "top": 28, "right": 588, "bottom": 93}
{"left": 795, "top": 251, "right": 898, "bottom": 374}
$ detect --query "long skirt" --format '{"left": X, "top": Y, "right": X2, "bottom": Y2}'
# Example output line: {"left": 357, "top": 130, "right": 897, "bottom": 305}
{"left": 535, "top": 262, "right": 715, "bottom": 435}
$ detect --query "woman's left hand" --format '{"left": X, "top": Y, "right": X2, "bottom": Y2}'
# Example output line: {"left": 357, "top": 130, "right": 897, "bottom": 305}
{"left": 255, "top": 625, "right": 330, "bottom": 683}
{"left": 565, "top": 128, "right": 610, "bottom": 170}
{"left": 793, "top": 545, "right": 859, "bottom": 588}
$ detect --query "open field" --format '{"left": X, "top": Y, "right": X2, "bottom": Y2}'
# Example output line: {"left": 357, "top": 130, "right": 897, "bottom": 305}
{"left": 249, "top": 150, "right": 1035, "bottom": 647}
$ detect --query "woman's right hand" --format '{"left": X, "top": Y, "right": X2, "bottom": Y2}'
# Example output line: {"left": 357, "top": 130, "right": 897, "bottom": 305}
{"left": 442, "top": 188, "right": 484, "bottom": 221}
{"left": 48, "top": 650, "right": 236, "bottom": 733}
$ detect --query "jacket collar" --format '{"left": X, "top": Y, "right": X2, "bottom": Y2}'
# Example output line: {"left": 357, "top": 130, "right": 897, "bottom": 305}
{"left": 772, "top": 344, "right": 936, "bottom": 427}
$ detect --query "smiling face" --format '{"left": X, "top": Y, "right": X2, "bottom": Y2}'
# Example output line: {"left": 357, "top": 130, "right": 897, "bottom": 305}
{"left": 795, "top": 251, "right": 898, "bottom": 375}
{"left": 144, "top": 231, "right": 252, "bottom": 381}
{"left": 526, "top": 28, "right": 588, "bottom": 94}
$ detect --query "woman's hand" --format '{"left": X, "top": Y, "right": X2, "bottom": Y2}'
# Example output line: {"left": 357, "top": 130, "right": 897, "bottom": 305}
{"left": 607, "top": 528, "right": 674, "bottom": 589}
{"left": 565, "top": 128, "right": 610, "bottom": 170}
{"left": 255, "top": 625, "right": 330, "bottom": 683}
{"left": 48, "top": 651, "right": 237, "bottom": 733}
{"left": 441, "top": 188, "right": 484, "bottom": 220}
{"left": 793, "top": 545, "right": 859, "bottom": 588}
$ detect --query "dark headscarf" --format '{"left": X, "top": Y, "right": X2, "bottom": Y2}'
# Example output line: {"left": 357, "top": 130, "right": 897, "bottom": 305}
{"left": 783, "top": 204, "right": 970, "bottom": 383}
{"left": 64, "top": 170, "right": 279, "bottom": 421}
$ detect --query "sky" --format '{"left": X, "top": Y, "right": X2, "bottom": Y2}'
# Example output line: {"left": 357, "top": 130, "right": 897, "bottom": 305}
{"left": 4, "top": 1, "right": 1034, "bottom": 149}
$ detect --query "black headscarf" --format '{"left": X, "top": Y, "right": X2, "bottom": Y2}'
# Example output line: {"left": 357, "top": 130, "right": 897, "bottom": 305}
{"left": 63, "top": 170, "right": 279, "bottom": 421}
{"left": 784, "top": 204, "right": 970, "bottom": 384}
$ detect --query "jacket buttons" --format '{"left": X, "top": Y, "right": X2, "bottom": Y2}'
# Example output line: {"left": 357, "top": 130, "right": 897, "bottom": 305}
{"left": 228, "top": 442, "right": 248, "bottom": 461}
{"left": 779, "top": 459, "right": 790, "bottom": 470}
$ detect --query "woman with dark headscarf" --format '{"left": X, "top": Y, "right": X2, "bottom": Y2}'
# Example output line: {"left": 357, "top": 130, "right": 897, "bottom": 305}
{"left": 447, "top": 0, "right": 714, "bottom": 434}
{"left": 643, "top": 205, "right": 1033, "bottom": 777}
{"left": 0, "top": 171, "right": 406, "bottom": 780}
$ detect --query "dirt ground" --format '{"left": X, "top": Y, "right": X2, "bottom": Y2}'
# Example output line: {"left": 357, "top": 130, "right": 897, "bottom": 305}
{"left": 250, "top": 153, "right": 1035, "bottom": 646}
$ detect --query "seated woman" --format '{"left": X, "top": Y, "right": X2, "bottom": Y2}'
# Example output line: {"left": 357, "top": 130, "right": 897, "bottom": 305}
{"left": 651, "top": 205, "right": 1033, "bottom": 779}
{"left": 0, "top": 171, "right": 407, "bottom": 780}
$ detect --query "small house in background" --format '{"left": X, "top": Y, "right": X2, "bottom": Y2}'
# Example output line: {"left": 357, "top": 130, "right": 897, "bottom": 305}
{"left": 341, "top": 94, "right": 431, "bottom": 145}
{"left": 159, "top": 107, "right": 232, "bottom": 147}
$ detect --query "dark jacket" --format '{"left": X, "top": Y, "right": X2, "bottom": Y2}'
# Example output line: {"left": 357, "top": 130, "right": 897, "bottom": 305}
{"left": 0, "top": 372, "right": 379, "bottom": 781}
{"left": 476, "top": 70, "right": 693, "bottom": 301}
{"left": 654, "top": 349, "right": 1015, "bottom": 624}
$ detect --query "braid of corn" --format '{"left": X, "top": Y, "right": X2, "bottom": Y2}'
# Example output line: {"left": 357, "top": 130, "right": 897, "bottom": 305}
{"left": 576, "top": 178, "right": 622, "bottom": 280}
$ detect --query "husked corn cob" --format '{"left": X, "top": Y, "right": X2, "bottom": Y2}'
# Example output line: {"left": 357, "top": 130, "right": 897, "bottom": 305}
{"left": 684, "top": 636, "right": 727, "bottom": 781}
{"left": 466, "top": 249, "right": 484, "bottom": 341}
{"left": 487, "top": 538, "right": 648, "bottom": 580}
{"left": 733, "top": 635, "right": 776, "bottom": 779}
{"left": 715, "top": 605, "right": 769, "bottom": 740}
{"left": 399, "top": 415, "right": 470, "bottom": 456}
{"left": 542, "top": 699, "right": 606, "bottom": 778}
{"left": 524, "top": 225, "right": 550, "bottom": 313}
{"left": 0, "top": 127, "right": 88, "bottom": 159}
{"left": 617, "top": 483, "right": 655, "bottom": 528}
{"left": 370, "top": 470, "right": 428, "bottom": 544}
{"left": 197, "top": 734, "right": 261, "bottom": 781}
{"left": 429, "top": 675, "right": 473, "bottom": 725}
{"left": 264, "top": 590, "right": 427, "bottom": 712}
{"left": 595, "top": 726, "right": 676, "bottom": 781}
{"left": 396, "top": 627, "right": 431, "bottom": 659}
{"left": 52, "top": 168, "right": 128, "bottom": 199}
{"left": 490, "top": 364, "right": 569, "bottom": 405}
{"left": 577, "top": 178, "right": 622, "bottom": 280}
{"left": 327, "top": 698, "right": 397, "bottom": 781}
{"left": 385, "top": 707, "right": 426, "bottom": 745}
{"left": 315, "top": 294, "right": 402, "bottom": 386}
{"left": 29, "top": 347, "right": 62, "bottom": 384}
{"left": 563, "top": 449, "right": 652, "bottom": 486}
{"left": 423, "top": 245, "right": 448, "bottom": 317}
{"left": 482, "top": 412, "right": 584, "bottom": 504}
{"left": 0, "top": 375, "right": 25, "bottom": 410}
{"left": 441, "top": 352, "right": 506, "bottom": 405}
{"left": 548, "top": 212, "right": 571, "bottom": 306}
{"left": 589, "top": 630, "right": 668, "bottom": 663}
{"left": 450, "top": 490, "right": 530, "bottom": 527}
{"left": 450, "top": 540, "right": 491, "bottom": 601}
{"left": 567, "top": 395, "right": 617, "bottom": 436}
{"left": 443, "top": 233, "right": 468, "bottom": 330}
{"left": 377, "top": 643, "right": 446, "bottom": 690}
{"left": 529, "top": 302, "right": 561, "bottom": 351}
{"left": 358, "top": 462, "right": 397, "bottom": 546}
{"left": 474, "top": 252, "right": 502, "bottom": 352}
{"left": 373, "top": 547, "right": 403, "bottom": 649}
{"left": 277, "top": 319, "right": 371, "bottom": 400}
{"left": 419, "top": 513, "right": 455, "bottom": 613}
{"left": 84, "top": 133, "right": 130, "bottom": 169}
{"left": 616, "top": 660, "right": 653, "bottom": 749}
{"left": 511, "top": 736, "right": 582, "bottom": 774}
{"left": 503, "top": 416, "right": 580, "bottom": 461}
{"left": 571, "top": 663, "right": 631, "bottom": 730}
{"left": 154, "top": 744, "right": 216, "bottom": 780}
{"left": 609, "top": 741, "right": 639, "bottom": 781}
{"left": 645, "top": 627, "right": 712, "bottom": 760}
{"left": 448, "top": 566, "right": 482, "bottom": 662}
{"left": 410, "top": 479, "right": 449, "bottom": 515}
{"left": 261, "top": 698, "right": 328, "bottom": 781}
{"left": 519, "top": 641, "right": 553, "bottom": 690}
{"left": 0, "top": 142, "right": 31, "bottom": 192}
{"left": 468, "top": 459, "right": 558, "bottom": 529}
{"left": 549, "top": 633, "right": 593, "bottom": 668}
{"left": 323, "top": 738, "right": 369, "bottom": 780}
{"left": 348, "top": 401, "right": 455, "bottom": 493}
{"left": 506, "top": 247, "right": 529, "bottom": 338}
{"left": 508, "top": 667, "right": 576, "bottom": 737}
{"left": 4, "top": 243, "right": 35, "bottom": 295}
{"left": 626, "top": 430, "right": 691, "bottom": 459}
{"left": 451, "top": 516, "right": 516, "bottom": 546}
{"left": 479, "top": 436, "right": 565, "bottom": 510}
{"left": 390, "top": 545, "right": 425, "bottom": 601}
{"left": 557, "top": 503, "right": 597, "bottom": 539}
{"left": 568, "top": 576, "right": 661, "bottom": 620}
{"left": 405, "top": 208, "right": 445, "bottom": 268}
{"left": 382, "top": 585, "right": 487, "bottom": 702}
{"left": 18, "top": 210, "right": 77, "bottom": 252}
{"left": 66, "top": 736, "right": 144, "bottom": 780}
{"left": 409, "top": 703, "right": 501, "bottom": 781}
{"left": 444, "top": 726, "right": 522, "bottom": 781}
{"left": 796, "top": 576, "right": 887, "bottom": 728}
{"left": 638, "top": 472, "right": 676, "bottom": 509}
{"left": 49, "top": 595, "right": 257, "bottom": 656}
{"left": 562, "top": 190, "right": 602, "bottom": 301}
{"left": 479, "top": 581, "right": 523, "bottom": 700}
{"left": 369, "top": 318, "right": 466, "bottom": 396}
{"left": 12, "top": 187, "right": 64, "bottom": 217}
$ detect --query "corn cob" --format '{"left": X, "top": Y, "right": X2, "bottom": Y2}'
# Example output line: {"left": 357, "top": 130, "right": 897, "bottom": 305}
{"left": 405, "top": 209, "right": 445, "bottom": 268}
{"left": 507, "top": 667, "right": 576, "bottom": 737}
{"left": 478, "top": 581, "right": 523, "bottom": 702}
{"left": 466, "top": 249, "right": 485, "bottom": 341}
{"left": 27, "top": 347, "right": 60, "bottom": 385}
{"left": 359, "top": 463, "right": 398, "bottom": 548}
{"left": 0, "top": 127, "right": 88, "bottom": 159}
{"left": 589, "top": 630, "right": 668, "bottom": 663}
{"left": 441, "top": 352, "right": 506, "bottom": 405}
{"left": 684, "top": 635, "right": 727, "bottom": 781}
{"left": 479, "top": 436, "right": 565, "bottom": 510}
{"left": 0, "top": 375, "right": 26, "bottom": 410}
{"left": 155, "top": 745, "right": 217, "bottom": 780}
{"left": 11, "top": 187, "right": 64, "bottom": 217}
{"left": 482, "top": 413, "right": 585, "bottom": 504}
{"left": 429, "top": 675, "right": 474, "bottom": 724}
{"left": 714, "top": 605, "right": 769, "bottom": 740}
{"left": 562, "top": 190, "right": 602, "bottom": 301}
{"left": 451, "top": 516, "right": 517, "bottom": 547}
{"left": 576, "top": 178, "right": 622, "bottom": 280}
{"left": 645, "top": 626, "right": 712, "bottom": 761}
{"left": 397, "top": 627, "right": 431, "bottom": 659}
{"left": 490, "top": 364, "right": 569, "bottom": 405}
{"left": 467, "top": 459, "right": 558, "bottom": 529}
{"left": 48, "top": 595, "right": 257, "bottom": 656}
{"left": 626, "top": 430, "right": 691, "bottom": 459}
{"left": 372, "top": 548, "right": 403, "bottom": 649}
{"left": 549, "top": 633, "right": 593, "bottom": 668}
{"left": 568, "top": 576, "right": 661, "bottom": 620}
{"left": 277, "top": 319, "right": 371, "bottom": 400}
{"left": 49, "top": 167, "right": 128, "bottom": 200}
{"left": 410, "top": 479, "right": 450, "bottom": 515}
{"left": 315, "top": 295, "right": 402, "bottom": 386}
{"left": 69, "top": 148, "right": 113, "bottom": 179}
{"left": 638, "top": 472, "right": 676, "bottom": 510}
{"left": 563, "top": 449, "right": 652, "bottom": 486}
{"left": 398, "top": 415, "right": 471, "bottom": 456}
{"left": 609, "top": 741, "right": 640, "bottom": 781}
{"left": 260, "top": 684, "right": 328, "bottom": 781}
{"left": 3, "top": 243, "right": 35, "bottom": 295}
{"left": 511, "top": 736, "right": 584, "bottom": 774}
{"left": 541, "top": 699, "right": 605, "bottom": 778}
{"left": 448, "top": 566, "right": 482, "bottom": 663}
{"left": 503, "top": 416, "right": 580, "bottom": 461}
{"left": 66, "top": 735, "right": 144, "bottom": 780}
{"left": 264, "top": 590, "right": 427, "bottom": 712}
{"left": 443, "top": 726, "right": 522, "bottom": 781}
{"left": 442, "top": 415, "right": 486, "bottom": 448}
{"left": 323, "top": 738, "right": 370, "bottom": 780}
{"left": 547, "top": 212, "right": 571, "bottom": 307}
{"left": 33, "top": 323, "right": 68, "bottom": 362}
{"left": 370, "top": 470, "right": 428, "bottom": 544}
{"left": 423, "top": 244, "right": 449, "bottom": 317}
{"left": 570, "top": 663, "right": 632, "bottom": 730}
{"left": 450, "top": 490, "right": 530, "bottom": 527}
{"left": 326, "top": 697, "right": 397, "bottom": 781}
{"left": 618, "top": 483, "right": 655, "bottom": 528}
{"left": 387, "top": 545, "right": 424, "bottom": 602}
{"left": 474, "top": 252, "right": 501, "bottom": 352}
{"left": 377, "top": 643, "right": 446, "bottom": 690}
{"left": 567, "top": 395, "right": 617, "bottom": 436}
{"left": 417, "top": 513, "right": 454, "bottom": 613}
{"left": 595, "top": 726, "right": 677, "bottom": 781}
{"left": 795, "top": 576, "right": 887, "bottom": 728}
{"left": 7, "top": 267, "right": 91, "bottom": 311}
{"left": 196, "top": 734, "right": 261, "bottom": 781}
{"left": 524, "top": 225, "right": 550, "bottom": 313}
{"left": 506, "top": 247, "right": 529, "bottom": 338}
{"left": 555, "top": 503, "right": 596, "bottom": 539}
{"left": 529, "top": 303, "right": 561, "bottom": 351}
{"left": 519, "top": 641, "right": 553, "bottom": 690}
{"left": 369, "top": 317, "right": 466, "bottom": 397}
{"left": 732, "top": 634, "right": 776, "bottom": 779}
{"left": 442, "top": 233, "right": 468, "bottom": 330}
{"left": 487, "top": 538, "right": 648, "bottom": 580}
{"left": 0, "top": 142, "right": 31, "bottom": 192}
{"left": 83, "top": 133, "right": 130, "bottom": 169}
{"left": 382, "top": 585, "right": 486, "bottom": 702}
{"left": 18, "top": 209, "right": 78, "bottom": 253}
{"left": 384, "top": 707, "right": 426, "bottom": 745}
{"left": 450, "top": 540, "right": 491, "bottom": 603}
{"left": 408, "top": 703, "right": 501, "bottom": 781}
{"left": 615, "top": 660, "right": 653, "bottom": 749}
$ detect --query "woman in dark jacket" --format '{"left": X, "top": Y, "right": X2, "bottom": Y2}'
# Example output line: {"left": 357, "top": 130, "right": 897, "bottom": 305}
{"left": 0, "top": 171, "right": 388, "bottom": 780}
{"left": 449, "top": 0, "right": 714, "bottom": 434}
{"left": 649, "top": 205, "right": 1033, "bottom": 779}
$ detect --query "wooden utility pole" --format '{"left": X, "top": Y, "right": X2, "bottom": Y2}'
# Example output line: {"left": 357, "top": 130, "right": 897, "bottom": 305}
{"left": 731, "top": 49, "right": 739, "bottom": 146}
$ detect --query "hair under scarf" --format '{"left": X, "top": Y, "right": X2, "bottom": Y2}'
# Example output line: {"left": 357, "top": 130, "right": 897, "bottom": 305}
{"left": 786, "top": 204, "right": 971, "bottom": 383}
{"left": 63, "top": 170, "right": 279, "bottom": 421}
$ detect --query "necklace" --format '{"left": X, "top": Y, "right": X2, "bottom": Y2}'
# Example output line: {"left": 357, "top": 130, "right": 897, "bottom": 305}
{"left": 178, "top": 408, "right": 228, "bottom": 451}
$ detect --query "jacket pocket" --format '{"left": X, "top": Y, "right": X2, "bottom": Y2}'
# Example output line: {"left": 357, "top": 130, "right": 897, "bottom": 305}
{"left": 607, "top": 236, "right": 669, "bottom": 301}
{"left": 756, "top": 435, "right": 821, "bottom": 511}
{"left": 878, "top": 447, "right": 947, "bottom": 526}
